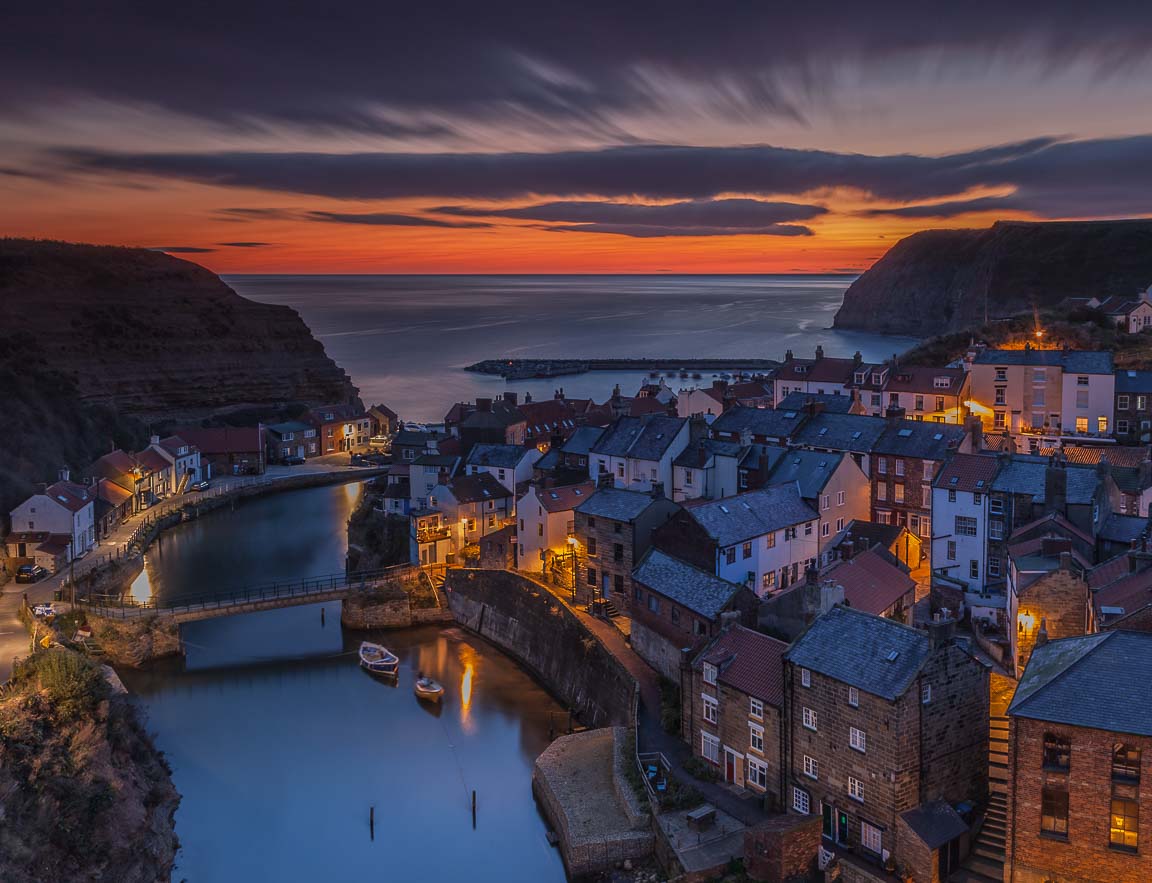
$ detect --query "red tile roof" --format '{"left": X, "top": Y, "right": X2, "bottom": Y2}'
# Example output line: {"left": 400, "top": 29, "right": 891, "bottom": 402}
{"left": 824, "top": 550, "right": 916, "bottom": 616}
{"left": 627, "top": 396, "right": 672, "bottom": 416}
{"left": 935, "top": 453, "right": 999, "bottom": 493}
{"left": 1046, "top": 445, "right": 1151, "bottom": 469}
{"left": 97, "top": 479, "right": 133, "bottom": 506}
{"left": 804, "top": 357, "right": 861, "bottom": 385}
{"left": 1089, "top": 554, "right": 1136, "bottom": 590}
{"left": 89, "top": 449, "right": 138, "bottom": 480}
{"left": 525, "top": 481, "right": 596, "bottom": 514}
{"left": 44, "top": 480, "right": 94, "bottom": 512}
{"left": 884, "top": 365, "right": 967, "bottom": 395}
{"left": 699, "top": 625, "right": 788, "bottom": 706}
{"left": 134, "top": 449, "right": 171, "bottom": 473}
{"left": 1094, "top": 569, "right": 1152, "bottom": 617}
{"left": 177, "top": 427, "right": 264, "bottom": 455}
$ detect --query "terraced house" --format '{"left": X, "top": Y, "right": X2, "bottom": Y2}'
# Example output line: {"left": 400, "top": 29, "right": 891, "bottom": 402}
{"left": 589, "top": 414, "right": 691, "bottom": 494}
{"left": 849, "top": 360, "right": 970, "bottom": 424}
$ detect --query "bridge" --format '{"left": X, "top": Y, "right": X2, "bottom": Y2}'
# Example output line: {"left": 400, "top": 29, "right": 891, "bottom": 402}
{"left": 76, "top": 565, "right": 445, "bottom": 623}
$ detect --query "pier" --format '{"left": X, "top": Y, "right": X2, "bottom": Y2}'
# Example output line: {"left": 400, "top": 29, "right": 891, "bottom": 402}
{"left": 464, "top": 357, "right": 779, "bottom": 380}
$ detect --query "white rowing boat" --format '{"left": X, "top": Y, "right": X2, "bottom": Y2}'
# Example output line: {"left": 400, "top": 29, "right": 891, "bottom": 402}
{"left": 414, "top": 675, "right": 444, "bottom": 702}
{"left": 359, "top": 641, "right": 399, "bottom": 676}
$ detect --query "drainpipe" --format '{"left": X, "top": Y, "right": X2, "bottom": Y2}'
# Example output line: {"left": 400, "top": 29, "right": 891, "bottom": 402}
{"left": 781, "top": 663, "right": 792, "bottom": 811}
{"left": 1008, "top": 716, "right": 1018, "bottom": 883}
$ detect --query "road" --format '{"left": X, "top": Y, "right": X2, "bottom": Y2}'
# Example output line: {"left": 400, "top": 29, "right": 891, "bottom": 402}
{"left": 0, "top": 456, "right": 379, "bottom": 683}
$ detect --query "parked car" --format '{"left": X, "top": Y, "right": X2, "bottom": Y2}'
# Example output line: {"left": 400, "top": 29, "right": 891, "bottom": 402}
{"left": 190, "top": 480, "right": 211, "bottom": 492}
{"left": 283, "top": 456, "right": 306, "bottom": 466}
{"left": 15, "top": 564, "right": 47, "bottom": 583}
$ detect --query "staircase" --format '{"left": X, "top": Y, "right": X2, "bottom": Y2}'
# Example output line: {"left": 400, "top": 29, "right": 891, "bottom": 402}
{"left": 951, "top": 715, "right": 1009, "bottom": 882}
{"left": 601, "top": 599, "right": 621, "bottom": 619}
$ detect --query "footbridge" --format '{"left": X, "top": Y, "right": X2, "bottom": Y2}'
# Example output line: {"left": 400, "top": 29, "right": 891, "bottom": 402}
{"left": 77, "top": 565, "right": 445, "bottom": 623}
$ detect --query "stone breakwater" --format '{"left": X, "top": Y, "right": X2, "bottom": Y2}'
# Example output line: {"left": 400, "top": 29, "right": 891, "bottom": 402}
{"left": 465, "top": 357, "right": 779, "bottom": 380}
{"left": 445, "top": 569, "right": 635, "bottom": 728}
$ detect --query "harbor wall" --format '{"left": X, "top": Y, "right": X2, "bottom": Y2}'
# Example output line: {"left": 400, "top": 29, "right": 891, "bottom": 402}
{"left": 445, "top": 569, "right": 634, "bottom": 729}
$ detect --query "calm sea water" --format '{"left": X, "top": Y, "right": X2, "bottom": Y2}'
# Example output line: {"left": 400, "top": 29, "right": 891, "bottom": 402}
{"left": 226, "top": 275, "right": 918, "bottom": 422}
{"left": 122, "top": 483, "right": 567, "bottom": 882}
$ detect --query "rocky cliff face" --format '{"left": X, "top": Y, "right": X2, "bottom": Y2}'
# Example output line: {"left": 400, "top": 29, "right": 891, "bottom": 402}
{"left": 833, "top": 220, "right": 1152, "bottom": 336}
{"left": 0, "top": 239, "right": 359, "bottom": 514}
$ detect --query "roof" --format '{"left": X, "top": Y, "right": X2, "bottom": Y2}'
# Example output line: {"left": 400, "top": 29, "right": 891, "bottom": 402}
{"left": 934, "top": 453, "right": 999, "bottom": 492}
{"left": 824, "top": 550, "right": 916, "bottom": 616}
{"left": 134, "top": 449, "right": 171, "bottom": 473}
{"left": 900, "top": 802, "right": 969, "bottom": 850}
{"left": 1009, "top": 631, "right": 1152, "bottom": 736}
{"left": 177, "top": 426, "right": 263, "bottom": 455}
{"left": 1093, "top": 565, "right": 1152, "bottom": 626}
{"left": 711, "top": 405, "right": 807, "bottom": 441}
{"left": 764, "top": 448, "right": 844, "bottom": 499}
{"left": 683, "top": 485, "right": 817, "bottom": 546}
{"left": 834, "top": 519, "right": 904, "bottom": 552}
{"left": 524, "top": 481, "right": 596, "bottom": 513}
{"left": 1116, "top": 370, "right": 1152, "bottom": 394}
{"left": 792, "top": 412, "right": 888, "bottom": 453}
{"left": 265, "top": 421, "right": 313, "bottom": 435}
{"left": 633, "top": 549, "right": 746, "bottom": 620}
{"left": 308, "top": 403, "right": 366, "bottom": 422}
{"left": 88, "top": 449, "right": 137, "bottom": 479}
{"left": 440, "top": 472, "right": 512, "bottom": 503}
{"left": 393, "top": 429, "right": 434, "bottom": 447}
{"left": 972, "top": 348, "right": 1114, "bottom": 374}
{"left": 802, "top": 356, "right": 861, "bottom": 384}
{"left": 627, "top": 396, "right": 673, "bottom": 417}
{"left": 466, "top": 443, "right": 530, "bottom": 469}
{"left": 874, "top": 421, "right": 966, "bottom": 460}
{"left": 35, "top": 534, "right": 74, "bottom": 555}
{"left": 411, "top": 453, "right": 458, "bottom": 468}
{"left": 1099, "top": 513, "right": 1149, "bottom": 544}
{"left": 673, "top": 438, "right": 745, "bottom": 469}
{"left": 591, "top": 415, "right": 687, "bottom": 461}
{"left": 575, "top": 487, "right": 662, "bottom": 522}
{"left": 785, "top": 605, "right": 931, "bottom": 701}
{"left": 40, "top": 480, "right": 94, "bottom": 513}
{"left": 697, "top": 625, "right": 789, "bottom": 706}
{"left": 1049, "top": 444, "right": 1150, "bottom": 469}
{"left": 991, "top": 457, "right": 1101, "bottom": 505}
{"left": 884, "top": 365, "right": 967, "bottom": 395}
{"left": 368, "top": 403, "right": 399, "bottom": 420}
{"left": 775, "top": 392, "right": 858, "bottom": 414}
{"left": 158, "top": 434, "right": 194, "bottom": 455}
{"left": 561, "top": 426, "right": 606, "bottom": 456}
{"left": 96, "top": 479, "right": 132, "bottom": 506}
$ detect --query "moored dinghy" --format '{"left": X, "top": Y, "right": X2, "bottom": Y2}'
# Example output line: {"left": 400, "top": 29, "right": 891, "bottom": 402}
{"left": 414, "top": 674, "right": 444, "bottom": 702}
{"left": 359, "top": 641, "right": 399, "bottom": 676}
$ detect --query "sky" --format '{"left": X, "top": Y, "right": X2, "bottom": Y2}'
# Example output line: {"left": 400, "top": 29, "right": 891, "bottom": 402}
{"left": 2, "top": 3, "right": 1152, "bottom": 273}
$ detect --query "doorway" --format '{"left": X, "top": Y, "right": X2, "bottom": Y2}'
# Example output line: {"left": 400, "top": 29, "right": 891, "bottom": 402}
{"left": 837, "top": 810, "right": 849, "bottom": 845}
{"left": 723, "top": 748, "right": 742, "bottom": 784}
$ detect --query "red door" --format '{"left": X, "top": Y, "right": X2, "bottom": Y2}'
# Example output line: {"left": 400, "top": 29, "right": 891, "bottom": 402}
{"left": 725, "top": 751, "right": 736, "bottom": 783}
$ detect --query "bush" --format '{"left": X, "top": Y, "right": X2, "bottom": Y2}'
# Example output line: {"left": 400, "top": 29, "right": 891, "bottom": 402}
{"left": 17, "top": 648, "right": 110, "bottom": 719}
{"left": 682, "top": 755, "right": 721, "bottom": 783}
{"left": 659, "top": 677, "right": 681, "bottom": 735}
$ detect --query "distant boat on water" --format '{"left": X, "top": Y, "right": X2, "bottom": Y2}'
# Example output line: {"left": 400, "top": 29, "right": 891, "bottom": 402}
{"left": 359, "top": 642, "right": 399, "bottom": 676}
{"left": 414, "top": 675, "right": 444, "bottom": 702}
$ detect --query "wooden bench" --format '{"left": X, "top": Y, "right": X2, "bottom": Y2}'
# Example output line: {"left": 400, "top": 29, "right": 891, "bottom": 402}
{"left": 686, "top": 803, "right": 716, "bottom": 831}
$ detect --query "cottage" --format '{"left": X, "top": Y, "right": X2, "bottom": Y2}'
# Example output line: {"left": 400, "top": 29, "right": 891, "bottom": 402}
{"left": 710, "top": 405, "right": 808, "bottom": 446}
{"left": 671, "top": 438, "right": 746, "bottom": 502}
{"left": 1114, "top": 370, "right": 1152, "bottom": 444}
{"left": 265, "top": 420, "right": 319, "bottom": 462}
{"left": 176, "top": 426, "right": 265, "bottom": 475}
{"left": 516, "top": 481, "right": 595, "bottom": 583}
{"left": 307, "top": 404, "right": 372, "bottom": 454}
{"left": 7, "top": 470, "right": 96, "bottom": 565}
{"left": 367, "top": 403, "right": 400, "bottom": 440}
{"left": 464, "top": 443, "right": 541, "bottom": 496}
{"left": 821, "top": 549, "right": 916, "bottom": 623}
{"left": 772, "top": 347, "right": 863, "bottom": 399}
{"left": 589, "top": 414, "right": 691, "bottom": 494}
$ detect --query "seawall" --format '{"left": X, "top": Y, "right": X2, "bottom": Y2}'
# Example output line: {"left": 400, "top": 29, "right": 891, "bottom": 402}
{"left": 445, "top": 569, "right": 635, "bottom": 729}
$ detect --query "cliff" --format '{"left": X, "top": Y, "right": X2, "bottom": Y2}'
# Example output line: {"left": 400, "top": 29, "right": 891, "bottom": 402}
{"left": 0, "top": 238, "right": 359, "bottom": 514}
{"left": 833, "top": 220, "right": 1152, "bottom": 336}
{"left": 0, "top": 649, "right": 180, "bottom": 882}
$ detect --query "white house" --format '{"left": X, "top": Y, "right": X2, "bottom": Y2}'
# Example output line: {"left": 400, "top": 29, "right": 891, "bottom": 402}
{"left": 671, "top": 438, "right": 745, "bottom": 502}
{"left": 676, "top": 385, "right": 726, "bottom": 419}
{"left": 516, "top": 481, "right": 595, "bottom": 574}
{"left": 156, "top": 435, "right": 204, "bottom": 490}
{"left": 429, "top": 472, "right": 514, "bottom": 547}
{"left": 464, "top": 443, "right": 542, "bottom": 497}
{"left": 8, "top": 470, "right": 97, "bottom": 563}
{"left": 930, "top": 453, "right": 999, "bottom": 594}
{"left": 590, "top": 414, "right": 691, "bottom": 493}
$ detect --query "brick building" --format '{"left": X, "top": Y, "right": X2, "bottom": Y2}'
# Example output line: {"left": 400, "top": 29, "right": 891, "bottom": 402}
{"left": 784, "top": 607, "right": 988, "bottom": 878}
{"left": 1005, "top": 630, "right": 1152, "bottom": 883}
{"left": 1008, "top": 534, "right": 1094, "bottom": 673}
{"left": 572, "top": 485, "right": 679, "bottom": 612}
{"left": 629, "top": 549, "right": 758, "bottom": 679}
{"left": 681, "top": 624, "right": 790, "bottom": 806}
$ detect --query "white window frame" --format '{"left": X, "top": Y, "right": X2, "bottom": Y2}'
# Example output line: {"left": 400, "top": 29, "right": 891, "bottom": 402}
{"left": 746, "top": 756, "right": 768, "bottom": 790}
{"left": 861, "top": 821, "right": 883, "bottom": 855}
{"left": 848, "top": 686, "right": 859, "bottom": 708}
{"left": 921, "top": 683, "right": 932, "bottom": 705}
{"left": 801, "top": 667, "right": 811, "bottom": 687}
{"left": 701, "top": 731, "right": 721, "bottom": 764}
{"left": 803, "top": 707, "right": 817, "bottom": 731}
{"left": 850, "top": 726, "right": 866, "bottom": 753}
{"left": 749, "top": 722, "right": 764, "bottom": 753}
{"left": 703, "top": 662, "right": 717, "bottom": 685}
{"left": 749, "top": 698, "right": 763, "bottom": 720}
{"left": 703, "top": 694, "right": 718, "bottom": 725}
{"left": 803, "top": 754, "right": 819, "bottom": 780}
{"left": 792, "top": 787, "right": 810, "bottom": 814}
{"left": 848, "top": 776, "right": 865, "bottom": 803}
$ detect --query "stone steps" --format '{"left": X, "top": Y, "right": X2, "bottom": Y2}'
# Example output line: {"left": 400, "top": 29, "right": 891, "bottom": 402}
{"left": 949, "top": 867, "right": 1003, "bottom": 883}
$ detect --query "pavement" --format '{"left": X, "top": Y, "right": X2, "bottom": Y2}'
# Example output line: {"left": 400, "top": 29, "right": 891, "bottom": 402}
{"left": 0, "top": 458, "right": 379, "bottom": 683}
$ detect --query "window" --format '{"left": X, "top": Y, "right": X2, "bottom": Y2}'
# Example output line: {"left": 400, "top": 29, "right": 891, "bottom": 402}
{"left": 802, "top": 707, "right": 817, "bottom": 731}
{"left": 1077, "top": 375, "right": 1090, "bottom": 386}
{"left": 792, "top": 787, "right": 810, "bottom": 814}
{"left": 914, "top": 395, "right": 924, "bottom": 411}
{"left": 876, "top": 510, "right": 891, "bottom": 525}
{"left": 921, "top": 684, "right": 932, "bottom": 704}
{"left": 836, "top": 517, "right": 844, "bottom": 532}
{"left": 995, "top": 386, "right": 1006, "bottom": 406}
{"left": 766, "top": 532, "right": 776, "bottom": 549}
{"left": 894, "top": 484, "right": 905, "bottom": 504}
{"left": 616, "top": 463, "right": 624, "bottom": 478}
{"left": 613, "top": 543, "right": 623, "bottom": 562}
{"left": 803, "top": 755, "right": 819, "bottom": 779}
{"left": 1099, "top": 416, "right": 1109, "bottom": 433}
{"left": 725, "top": 547, "right": 736, "bottom": 565}
{"left": 801, "top": 668, "right": 811, "bottom": 687}
{"left": 684, "top": 470, "right": 693, "bottom": 486}
{"left": 1041, "top": 785, "right": 1069, "bottom": 838}
{"left": 848, "top": 776, "right": 864, "bottom": 803}
{"left": 703, "top": 695, "right": 718, "bottom": 725}
{"left": 877, "top": 483, "right": 887, "bottom": 502}
{"left": 670, "top": 606, "right": 680, "bottom": 625}
{"left": 894, "top": 458, "right": 905, "bottom": 477}
{"left": 990, "top": 496, "right": 1004, "bottom": 515}
{"left": 821, "top": 522, "right": 830, "bottom": 538}
{"left": 742, "top": 541, "right": 752, "bottom": 559}
{"left": 848, "top": 686, "right": 859, "bottom": 707}
{"left": 877, "top": 457, "right": 888, "bottom": 475}
{"left": 587, "top": 567, "right": 597, "bottom": 586}
{"left": 969, "top": 559, "right": 979, "bottom": 579}
{"left": 1111, "top": 795, "right": 1140, "bottom": 851}
{"left": 955, "top": 516, "right": 977, "bottom": 536}
{"left": 1076, "top": 390, "right": 1089, "bottom": 409}
{"left": 634, "top": 585, "right": 644, "bottom": 603}
{"left": 820, "top": 494, "right": 830, "bottom": 511}
{"left": 750, "top": 698, "right": 763, "bottom": 720}
{"left": 861, "top": 821, "right": 883, "bottom": 855}
{"left": 947, "top": 488, "right": 956, "bottom": 503}
{"left": 1114, "top": 744, "right": 1142, "bottom": 783}
{"left": 762, "top": 571, "right": 776, "bottom": 591}
{"left": 703, "top": 663, "right": 717, "bottom": 685}
{"left": 747, "top": 757, "right": 768, "bottom": 790}
{"left": 805, "top": 521, "right": 814, "bottom": 536}
{"left": 1043, "top": 734, "right": 1071, "bottom": 771}
{"left": 990, "top": 519, "right": 1004, "bottom": 540}
{"left": 1141, "top": 396, "right": 1149, "bottom": 411}
{"left": 973, "top": 492, "right": 982, "bottom": 505}
{"left": 1119, "top": 395, "right": 1131, "bottom": 410}
{"left": 614, "top": 574, "right": 624, "bottom": 595}
{"left": 988, "top": 556, "right": 1002, "bottom": 577}
{"left": 702, "top": 732, "right": 721, "bottom": 764}
{"left": 587, "top": 537, "right": 597, "bottom": 556}
{"left": 936, "top": 395, "right": 946, "bottom": 411}
{"left": 749, "top": 723, "right": 764, "bottom": 753}
{"left": 850, "top": 727, "right": 866, "bottom": 753}
{"left": 995, "top": 368, "right": 1007, "bottom": 382}
{"left": 1119, "top": 419, "right": 1131, "bottom": 435}
{"left": 837, "top": 490, "right": 845, "bottom": 506}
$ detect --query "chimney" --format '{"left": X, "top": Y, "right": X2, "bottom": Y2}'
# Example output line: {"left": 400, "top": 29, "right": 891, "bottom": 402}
{"left": 150, "top": 434, "right": 160, "bottom": 446}
{"left": 815, "top": 345, "right": 824, "bottom": 360}
{"left": 719, "top": 610, "right": 741, "bottom": 632}
{"left": 524, "top": 391, "right": 533, "bottom": 403}
{"left": 927, "top": 611, "right": 956, "bottom": 650}
{"left": 885, "top": 403, "right": 906, "bottom": 424}
{"left": 804, "top": 562, "right": 819, "bottom": 586}
{"left": 1036, "top": 618, "right": 1049, "bottom": 648}
{"left": 840, "top": 539, "right": 855, "bottom": 561}
{"left": 58, "top": 466, "right": 70, "bottom": 483}
{"left": 966, "top": 415, "right": 983, "bottom": 451}
{"left": 1045, "top": 456, "right": 1068, "bottom": 515}
{"left": 503, "top": 392, "right": 518, "bottom": 406}
{"left": 784, "top": 349, "right": 794, "bottom": 362}
{"left": 476, "top": 397, "right": 492, "bottom": 412}
{"left": 805, "top": 399, "right": 826, "bottom": 417}
{"left": 650, "top": 481, "right": 666, "bottom": 499}
{"left": 739, "top": 428, "right": 753, "bottom": 447}
{"left": 853, "top": 351, "right": 863, "bottom": 365}
{"left": 1058, "top": 550, "right": 1074, "bottom": 571}
{"left": 1096, "top": 456, "right": 1111, "bottom": 480}
{"left": 597, "top": 471, "right": 614, "bottom": 489}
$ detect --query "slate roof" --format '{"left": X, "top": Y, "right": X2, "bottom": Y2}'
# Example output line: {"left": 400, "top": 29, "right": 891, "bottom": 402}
{"left": 1099, "top": 513, "right": 1148, "bottom": 544}
{"left": 532, "top": 448, "right": 561, "bottom": 471}
{"left": 1093, "top": 565, "right": 1152, "bottom": 627}
{"left": 562, "top": 426, "right": 606, "bottom": 456}
{"left": 575, "top": 487, "right": 661, "bottom": 522}
{"left": 265, "top": 421, "right": 313, "bottom": 436}
{"left": 884, "top": 365, "right": 968, "bottom": 395}
{"left": 1116, "top": 370, "right": 1152, "bottom": 394}
{"left": 785, "top": 605, "right": 932, "bottom": 701}
{"left": 684, "top": 485, "right": 817, "bottom": 546}
{"left": 466, "top": 443, "right": 529, "bottom": 469}
{"left": 791, "top": 413, "right": 887, "bottom": 453}
{"left": 833, "top": 519, "right": 903, "bottom": 553}
{"left": 900, "top": 802, "right": 969, "bottom": 850}
{"left": 633, "top": 549, "right": 746, "bottom": 620}
{"left": 441, "top": 472, "right": 512, "bottom": 503}
{"left": 696, "top": 625, "right": 789, "bottom": 706}
{"left": 775, "top": 392, "right": 858, "bottom": 414}
{"left": 823, "top": 550, "right": 916, "bottom": 616}
{"left": 674, "top": 438, "right": 745, "bottom": 469}
{"left": 591, "top": 415, "right": 686, "bottom": 461}
{"left": 972, "top": 348, "right": 1114, "bottom": 374}
{"left": 1009, "top": 631, "right": 1152, "bottom": 736}
{"left": 874, "top": 421, "right": 966, "bottom": 459}
{"left": 710, "top": 405, "right": 807, "bottom": 441}
{"left": 393, "top": 429, "right": 434, "bottom": 447}
{"left": 991, "top": 456, "right": 1101, "bottom": 504}
{"left": 764, "top": 448, "right": 844, "bottom": 498}
{"left": 934, "top": 453, "right": 999, "bottom": 492}
{"left": 523, "top": 481, "right": 595, "bottom": 513}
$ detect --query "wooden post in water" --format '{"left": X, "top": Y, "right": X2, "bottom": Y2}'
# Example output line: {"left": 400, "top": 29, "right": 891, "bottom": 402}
{"left": 320, "top": 607, "right": 326, "bottom": 627}
{"left": 370, "top": 805, "right": 375, "bottom": 840}
{"left": 472, "top": 790, "right": 477, "bottom": 829}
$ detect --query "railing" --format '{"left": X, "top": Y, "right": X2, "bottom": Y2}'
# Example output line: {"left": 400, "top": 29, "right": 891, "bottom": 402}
{"left": 75, "top": 564, "right": 416, "bottom": 618}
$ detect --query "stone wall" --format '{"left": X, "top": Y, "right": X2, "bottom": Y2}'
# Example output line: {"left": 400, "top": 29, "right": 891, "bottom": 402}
{"left": 919, "top": 642, "right": 989, "bottom": 807}
{"left": 744, "top": 813, "right": 821, "bottom": 883}
{"left": 630, "top": 617, "right": 685, "bottom": 682}
{"left": 446, "top": 568, "right": 635, "bottom": 728}
{"left": 1016, "top": 567, "right": 1091, "bottom": 669}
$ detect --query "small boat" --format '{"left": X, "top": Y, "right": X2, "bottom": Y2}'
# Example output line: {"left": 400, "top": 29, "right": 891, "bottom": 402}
{"left": 414, "top": 675, "right": 445, "bottom": 702}
{"left": 359, "top": 642, "right": 399, "bottom": 676}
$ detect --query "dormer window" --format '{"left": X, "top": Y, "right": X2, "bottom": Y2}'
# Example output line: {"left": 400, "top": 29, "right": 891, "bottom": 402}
{"left": 871, "top": 373, "right": 882, "bottom": 384}
{"left": 854, "top": 371, "right": 866, "bottom": 384}
{"left": 703, "top": 663, "right": 717, "bottom": 685}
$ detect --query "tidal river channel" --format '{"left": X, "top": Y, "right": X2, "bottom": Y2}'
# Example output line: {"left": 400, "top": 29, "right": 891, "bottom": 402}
{"left": 118, "top": 482, "right": 568, "bottom": 882}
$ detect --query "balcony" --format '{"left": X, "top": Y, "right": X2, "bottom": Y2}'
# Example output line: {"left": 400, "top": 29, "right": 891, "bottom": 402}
{"left": 416, "top": 524, "right": 452, "bottom": 544}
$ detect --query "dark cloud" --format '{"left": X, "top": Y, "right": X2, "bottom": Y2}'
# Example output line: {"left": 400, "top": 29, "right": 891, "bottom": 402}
{"left": 306, "top": 211, "right": 492, "bottom": 228}
{"left": 861, "top": 195, "right": 1023, "bottom": 218}
{"left": 216, "top": 241, "right": 273, "bottom": 247}
{"left": 431, "top": 198, "right": 827, "bottom": 227}
{"left": 59, "top": 135, "right": 1152, "bottom": 219}
{"left": 2, "top": 4, "right": 1151, "bottom": 134}
{"left": 150, "top": 246, "right": 215, "bottom": 253}
{"left": 539, "top": 223, "right": 814, "bottom": 238}
{"left": 217, "top": 208, "right": 297, "bottom": 220}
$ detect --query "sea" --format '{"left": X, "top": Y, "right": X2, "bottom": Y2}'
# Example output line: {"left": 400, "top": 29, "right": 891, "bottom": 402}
{"left": 226, "top": 275, "right": 919, "bottom": 423}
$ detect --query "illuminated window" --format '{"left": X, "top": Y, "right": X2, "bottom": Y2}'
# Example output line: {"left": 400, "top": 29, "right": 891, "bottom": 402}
{"left": 1043, "top": 734, "right": 1071, "bottom": 771}
{"left": 1041, "top": 785, "right": 1069, "bottom": 838}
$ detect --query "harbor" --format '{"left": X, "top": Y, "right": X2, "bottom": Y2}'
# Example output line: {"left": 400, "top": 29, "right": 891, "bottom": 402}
{"left": 465, "top": 357, "right": 780, "bottom": 380}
